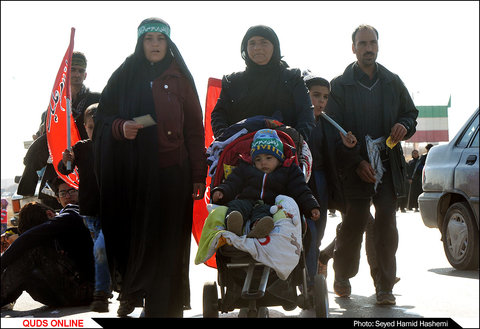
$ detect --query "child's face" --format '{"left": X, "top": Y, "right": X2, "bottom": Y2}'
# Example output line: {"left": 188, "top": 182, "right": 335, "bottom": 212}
{"left": 254, "top": 154, "right": 281, "bottom": 174}
{"left": 309, "top": 85, "right": 330, "bottom": 118}
{"left": 84, "top": 116, "right": 95, "bottom": 140}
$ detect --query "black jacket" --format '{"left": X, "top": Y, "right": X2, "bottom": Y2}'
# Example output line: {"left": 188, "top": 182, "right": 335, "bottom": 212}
{"left": 308, "top": 116, "right": 360, "bottom": 212}
{"left": 211, "top": 67, "right": 315, "bottom": 141}
{"left": 212, "top": 161, "right": 320, "bottom": 217}
{"left": 1, "top": 204, "right": 94, "bottom": 283}
{"left": 326, "top": 62, "right": 418, "bottom": 198}
{"left": 58, "top": 139, "right": 99, "bottom": 216}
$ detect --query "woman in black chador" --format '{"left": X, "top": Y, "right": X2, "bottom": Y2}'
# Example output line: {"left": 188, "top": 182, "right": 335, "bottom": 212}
{"left": 93, "top": 18, "right": 206, "bottom": 317}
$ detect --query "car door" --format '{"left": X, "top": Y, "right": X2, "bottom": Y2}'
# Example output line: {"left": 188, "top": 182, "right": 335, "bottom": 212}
{"left": 454, "top": 111, "right": 479, "bottom": 219}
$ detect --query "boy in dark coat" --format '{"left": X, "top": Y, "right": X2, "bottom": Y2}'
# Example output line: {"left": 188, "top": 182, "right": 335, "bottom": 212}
{"left": 212, "top": 129, "right": 320, "bottom": 238}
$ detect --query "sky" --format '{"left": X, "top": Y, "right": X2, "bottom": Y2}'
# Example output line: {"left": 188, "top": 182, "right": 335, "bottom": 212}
{"left": 1, "top": 1, "right": 479, "bottom": 180}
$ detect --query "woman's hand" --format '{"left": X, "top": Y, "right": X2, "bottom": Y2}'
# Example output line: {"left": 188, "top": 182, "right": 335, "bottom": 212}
{"left": 192, "top": 183, "right": 206, "bottom": 200}
{"left": 123, "top": 120, "right": 144, "bottom": 140}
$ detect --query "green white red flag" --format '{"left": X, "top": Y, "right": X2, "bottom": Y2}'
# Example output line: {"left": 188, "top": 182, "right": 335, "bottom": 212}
{"left": 407, "top": 96, "right": 451, "bottom": 143}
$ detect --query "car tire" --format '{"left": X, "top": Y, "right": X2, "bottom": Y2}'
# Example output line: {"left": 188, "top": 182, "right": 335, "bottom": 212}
{"left": 442, "top": 202, "right": 479, "bottom": 270}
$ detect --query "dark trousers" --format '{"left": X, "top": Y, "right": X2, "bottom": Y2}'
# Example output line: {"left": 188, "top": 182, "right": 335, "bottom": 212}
{"left": 1, "top": 246, "right": 93, "bottom": 307}
{"left": 333, "top": 170, "right": 398, "bottom": 291}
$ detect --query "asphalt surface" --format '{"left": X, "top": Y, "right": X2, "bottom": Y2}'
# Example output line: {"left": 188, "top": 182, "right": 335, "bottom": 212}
{"left": 1, "top": 210, "right": 479, "bottom": 327}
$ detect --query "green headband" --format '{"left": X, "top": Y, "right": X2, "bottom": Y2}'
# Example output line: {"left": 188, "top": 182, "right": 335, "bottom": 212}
{"left": 138, "top": 21, "right": 170, "bottom": 39}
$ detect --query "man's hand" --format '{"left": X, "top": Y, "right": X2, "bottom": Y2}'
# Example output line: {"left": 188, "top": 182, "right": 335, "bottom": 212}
{"left": 62, "top": 149, "right": 74, "bottom": 165}
{"left": 356, "top": 160, "right": 376, "bottom": 183}
{"left": 389, "top": 123, "right": 407, "bottom": 145}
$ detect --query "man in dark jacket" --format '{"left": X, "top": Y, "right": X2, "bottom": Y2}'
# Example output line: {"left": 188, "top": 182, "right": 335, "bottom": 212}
{"left": 17, "top": 52, "right": 100, "bottom": 208}
{"left": 1, "top": 202, "right": 94, "bottom": 308}
{"left": 326, "top": 25, "right": 418, "bottom": 305}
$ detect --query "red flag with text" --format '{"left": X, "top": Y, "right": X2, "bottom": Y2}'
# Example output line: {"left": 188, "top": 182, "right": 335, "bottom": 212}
{"left": 45, "top": 28, "right": 80, "bottom": 189}
{"left": 192, "top": 77, "right": 222, "bottom": 268}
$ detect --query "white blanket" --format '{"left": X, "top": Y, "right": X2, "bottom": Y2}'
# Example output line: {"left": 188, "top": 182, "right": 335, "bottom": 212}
{"left": 195, "top": 195, "right": 303, "bottom": 280}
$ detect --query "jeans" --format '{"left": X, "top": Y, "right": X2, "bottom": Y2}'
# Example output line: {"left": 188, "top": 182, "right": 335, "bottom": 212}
{"left": 83, "top": 216, "right": 111, "bottom": 293}
{"left": 305, "top": 170, "right": 328, "bottom": 287}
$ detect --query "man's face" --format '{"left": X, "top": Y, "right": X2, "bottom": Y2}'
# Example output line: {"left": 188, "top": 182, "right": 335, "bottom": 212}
{"left": 57, "top": 183, "right": 79, "bottom": 207}
{"left": 71, "top": 65, "right": 87, "bottom": 88}
{"left": 352, "top": 28, "right": 378, "bottom": 68}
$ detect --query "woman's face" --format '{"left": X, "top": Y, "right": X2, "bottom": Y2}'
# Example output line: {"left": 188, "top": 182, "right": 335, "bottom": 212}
{"left": 143, "top": 32, "right": 168, "bottom": 63}
{"left": 247, "top": 36, "right": 274, "bottom": 65}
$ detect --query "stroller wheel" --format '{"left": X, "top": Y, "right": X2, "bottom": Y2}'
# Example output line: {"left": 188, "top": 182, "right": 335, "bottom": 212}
{"left": 313, "top": 274, "right": 329, "bottom": 318}
{"left": 238, "top": 307, "right": 268, "bottom": 318}
{"left": 257, "top": 306, "right": 269, "bottom": 318}
{"left": 203, "top": 282, "right": 219, "bottom": 318}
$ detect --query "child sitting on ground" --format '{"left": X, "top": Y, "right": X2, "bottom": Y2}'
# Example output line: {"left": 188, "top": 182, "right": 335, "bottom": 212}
{"left": 211, "top": 129, "right": 321, "bottom": 238}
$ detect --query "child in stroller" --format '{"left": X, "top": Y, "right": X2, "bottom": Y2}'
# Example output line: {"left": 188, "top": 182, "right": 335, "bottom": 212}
{"left": 211, "top": 128, "right": 320, "bottom": 238}
{"left": 197, "top": 125, "right": 329, "bottom": 318}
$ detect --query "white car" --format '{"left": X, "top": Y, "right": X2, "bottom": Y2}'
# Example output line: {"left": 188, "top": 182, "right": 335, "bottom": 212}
{"left": 418, "top": 108, "right": 479, "bottom": 270}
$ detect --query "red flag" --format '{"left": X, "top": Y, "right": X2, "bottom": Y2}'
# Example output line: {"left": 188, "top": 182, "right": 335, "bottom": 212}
{"left": 45, "top": 28, "right": 80, "bottom": 189}
{"left": 192, "top": 78, "right": 222, "bottom": 268}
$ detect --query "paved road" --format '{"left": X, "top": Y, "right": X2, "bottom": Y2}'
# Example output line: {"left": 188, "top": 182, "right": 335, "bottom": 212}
{"left": 2, "top": 210, "right": 478, "bottom": 327}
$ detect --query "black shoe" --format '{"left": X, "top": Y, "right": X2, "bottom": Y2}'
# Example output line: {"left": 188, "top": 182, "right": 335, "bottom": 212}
{"left": 90, "top": 291, "right": 109, "bottom": 313}
{"left": 376, "top": 290, "right": 396, "bottom": 305}
{"left": 117, "top": 299, "right": 136, "bottom": 317}
{"left": 333, "top": 278, "right": 351, "bottom": 297}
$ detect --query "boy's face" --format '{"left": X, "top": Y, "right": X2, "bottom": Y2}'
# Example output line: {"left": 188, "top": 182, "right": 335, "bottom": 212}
{"left": 56, "top": 183, "right": 78, "bottom": 208}
{"left": 84, "top": 116, "right": 95, "bottom": 140}
{"left": 254, "top": 154, "right": 281, "bottom": 174}
{"left": 309, "top": 85, "right": 330, "bottom": 118}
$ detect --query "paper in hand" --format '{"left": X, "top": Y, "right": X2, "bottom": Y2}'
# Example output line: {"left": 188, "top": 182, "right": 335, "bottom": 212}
{"left": 133, "top": 114, "right": 156, "bottom": 128}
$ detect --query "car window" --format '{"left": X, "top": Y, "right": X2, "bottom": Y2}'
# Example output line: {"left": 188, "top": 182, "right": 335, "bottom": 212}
{"left": 457, "top": 114, "right": 479, "bottom": 148}
{"left": 470, "top": 130, "right": 479, "bottom": 148}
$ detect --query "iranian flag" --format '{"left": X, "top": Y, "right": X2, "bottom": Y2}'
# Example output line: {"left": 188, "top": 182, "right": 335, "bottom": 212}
{"left": 45, "top": 28, "right": 80, "bottom": 189}
{"left": 192, "top": 78, "right": 222, "bottom": 268}
{"left": 407, "top": 96, "right": 451, "bottom": 143}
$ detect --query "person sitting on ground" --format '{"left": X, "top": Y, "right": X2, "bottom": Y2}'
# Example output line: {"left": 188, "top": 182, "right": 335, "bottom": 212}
{"left": 211, "top": 129, "right": 320, "bottom": 238}
{"left": 0, "top": 201, "right": 94, "bottom": 308}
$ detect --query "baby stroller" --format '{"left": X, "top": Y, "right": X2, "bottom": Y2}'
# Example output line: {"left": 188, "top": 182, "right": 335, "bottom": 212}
{"left": 200, "top": 123, "right": 329, "bottom": 318}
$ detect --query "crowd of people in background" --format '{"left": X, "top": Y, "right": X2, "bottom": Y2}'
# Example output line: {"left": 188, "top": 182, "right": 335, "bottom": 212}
{"left": 1, "top": 20, "right": 422, "bottom": 317}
